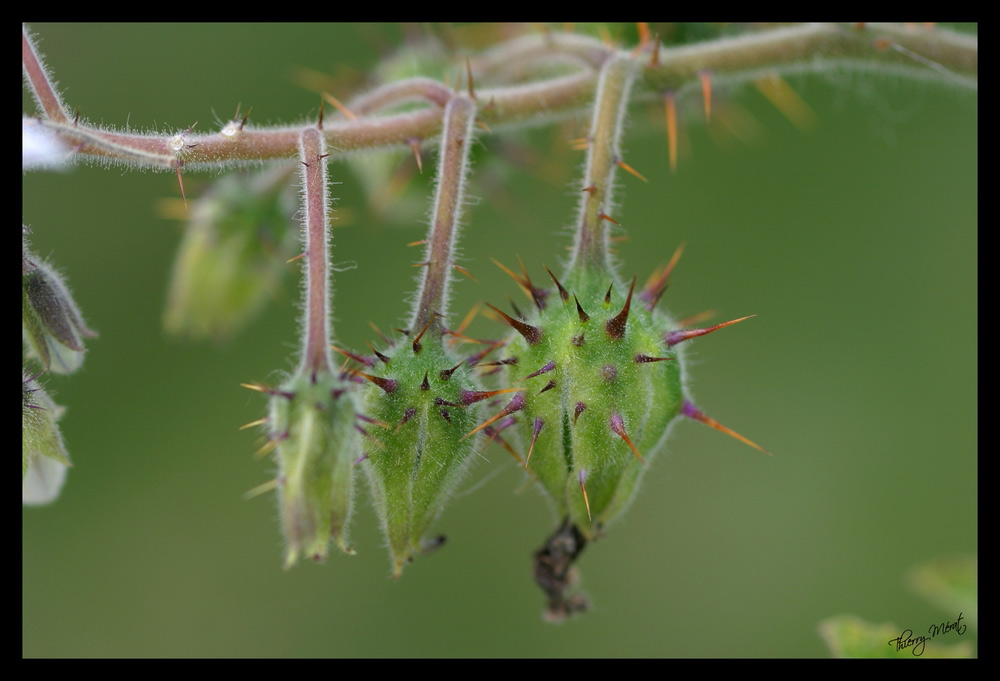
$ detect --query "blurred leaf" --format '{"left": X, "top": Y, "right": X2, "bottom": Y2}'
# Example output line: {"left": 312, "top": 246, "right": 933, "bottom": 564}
{"left": 818, "top": 615, "right": 974, "bottom": 658}
{"left": 907, "top": 555, "right": 978, "bottom": 631}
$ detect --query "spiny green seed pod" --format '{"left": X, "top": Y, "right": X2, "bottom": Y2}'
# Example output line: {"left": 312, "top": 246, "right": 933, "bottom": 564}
{"left": 163, "top": 167, "right": 297, "bottom": 341}
{"left": 266, "top": 369, "right": 361, "bottom": 567}
{"left": 355, "top": 324, "right": 486, "bottom": 577}
{"left": 489, "top": 264, "right": 685, "bottom": 539}
{"left": 22, "top": 371, "right": 70, "bottom": 504}
{"left": 22, "top": 256, "right": 96, "bottom": 374}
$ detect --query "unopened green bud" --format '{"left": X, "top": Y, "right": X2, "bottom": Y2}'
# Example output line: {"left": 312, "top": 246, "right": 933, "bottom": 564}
{"left": 22, "top": 257, "right": 96, "bottom": 374}
{"left": 357, "top": 333, "right": 482, "bottom": 577}
{"left": 22, "top": 371, "right": 70, "bottom": 505}
{"left": 268, "top": 369, "right": 361, "bottom": 567}
{"left": 164, "top": 168, "right": 297, "bottom": 341}
{"left": 496, "top": 267, "right": 684, "bottom": 539}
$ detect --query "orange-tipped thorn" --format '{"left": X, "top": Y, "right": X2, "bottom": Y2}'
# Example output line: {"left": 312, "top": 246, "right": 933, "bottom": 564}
{"left": 241, "top": 381, "right": 266, "bottom": 393}
{"left": 485, "top": 303, "right": 542, "bottom": 345}
{"left": 411, "top": 312, "right": 441, "bottom": 355}
{"left": 243, "top": 478, "right": 278, "bottom": 500}
{"left": 666, "top": 314, "right": 755, "bottom": 347}
{"left": 453, "top": 264, "right": 477, "bottom": 282}
{"left": 466, "top": 57, "right": 476, "bottom": 99}
{"left": 175, "top": 166, "right": 188, "bottom": 209}
{"left": 461, "top": 392, "right": 526, "bottom": 441}
{"left": 683, "top": 401, "right": 771, "bottom": 456}
{"left": 331, "top": 345, "right": 375, "bottom": 367}
{"left": 407, "top": 137, "right": 424, "bottom": 173}
{"left": 321, "top": 92, "right": 357, "bottom": 120}
{"left": 452, "top": 302, "right": 481, "bottom": 339}
{"left": 599, "top": 212, "right": 620, "bottom": 226}
{"left": 664, "top": 91, "right": 677, "bottom": 172}
{"left": 240, "top": 417, "right": 268, "bottom": 431}
{"left": 355, "top": 371, "right": 398, "bottom": 394}
{"left": 578, "top": 469, "right": 592, "bottom": 521}
{"left": 649, "top": 33, "right": 660, "bottom": 68}
{"left": 253, "top": 438, "right": 278, "bottom": 460}
{"left": 615, "top": 157, "right": 648, "bottom": 183}
{"left": 525, "top": 418, "right": 543, "bottom": 468}
{"left": 610, "top": 411, "right": 644, "bottom": 463}
{"left": 641, "top": 241, "right": 686, "bottom": 310}
{"left": 699, "top": 70, "right": 713, "bottom": 121}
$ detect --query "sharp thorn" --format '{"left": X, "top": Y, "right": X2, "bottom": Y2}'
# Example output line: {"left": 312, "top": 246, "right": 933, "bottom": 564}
{"left": 412, "top": 312, "right": 442, "bottom": 355}
{"left": 543, "top": 264, "right": 569, "bottom": 302}
{"left": 666, "top": 315, "right": 755, "bottom": 347}
{"left": 615, "top": 156, "right": 648, "bottom": 183}
{"left": 525, "top": 418, "right": 544, "bottom": 468}
{"left": 243, "top": 478, "right": 278, "bottom": 500}
{"left": 606, "top": 276, "right": 636, "bottom": 340}
{"left": 407, "top": 137, "right": 423, "bottom": 173}
{"left": 462, "top": 392, "right": 525, "bottom": 441}
{"left": 321, "top": 92, "right": 357, "bottom": 120}
{"left": 579, "top": 469, "right": 592, "bottom": 521}
{"left": 522, "top": 360, "right": 556, "bottom": 381}
{"left": 699, "top": 70, "right": 713, "bottom": 121}
{"left": 355, "top": 371, "right": 398, "bottom": 394}
{"left": 485, "top": 303, "right": 542, "bottom": 345}
{"left": 240, "top": 417, "right": 269, "bottom": 431}
{"left": 175, "top": 166, "right": 187, "bottom": 210}
{"left": 664, "top": 91, "right": 677, "bottom": 173}
{"left": 466, "top": 57, "right": 476, "bottom": 99}
{"left": 683, "top": 401, "right": 771, "bottom": 456}
{"left": 331, "top": 345, "right": 376, "bottom": 368}
{"left": 459, "top": 387, "right": 521, "bottom": 406}
{"left": 610, "top": 411, "right": 644, "bottom": 463}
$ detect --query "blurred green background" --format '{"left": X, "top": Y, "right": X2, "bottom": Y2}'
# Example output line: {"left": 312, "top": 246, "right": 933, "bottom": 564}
{"left": 23, "top": 24, "right": 976, "bottom": 657}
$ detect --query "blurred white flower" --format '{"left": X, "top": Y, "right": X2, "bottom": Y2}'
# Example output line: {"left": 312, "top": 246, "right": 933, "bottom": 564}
{"left": 22, "top": 452, "right": 68, "bottom": 505}
{"left": 23, "top": 117, "right": 69, "bottom": 170}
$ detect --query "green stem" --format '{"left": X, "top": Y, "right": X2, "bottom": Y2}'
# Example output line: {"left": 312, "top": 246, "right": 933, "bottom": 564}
{"left": 567, "top": 54, "right": 637, "bottom": 277}
{"left": 411, "top": 95, "right": 477, "bottom": 335}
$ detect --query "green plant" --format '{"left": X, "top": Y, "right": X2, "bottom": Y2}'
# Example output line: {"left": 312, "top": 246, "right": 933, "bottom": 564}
{"left": 23, "top": 23, "right": 977, "bottom": 622}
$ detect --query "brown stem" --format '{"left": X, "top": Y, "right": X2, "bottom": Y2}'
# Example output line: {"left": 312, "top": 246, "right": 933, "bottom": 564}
{"left": 297, "top": 127, "right": 332, "bottom": 377}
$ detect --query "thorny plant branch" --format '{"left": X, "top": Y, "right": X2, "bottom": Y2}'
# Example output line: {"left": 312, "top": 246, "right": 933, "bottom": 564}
{"left": 23, "top": 24, "right": 976, "bottom": 175}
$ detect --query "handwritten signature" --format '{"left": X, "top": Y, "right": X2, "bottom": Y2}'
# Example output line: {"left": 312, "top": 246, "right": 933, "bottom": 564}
{"left": 888, "top": 612, "right": 967, "bottom": 656}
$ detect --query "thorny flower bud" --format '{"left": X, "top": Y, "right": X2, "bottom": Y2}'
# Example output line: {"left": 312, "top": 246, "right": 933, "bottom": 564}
{"left": 163, "top": 168, "right": 297, "bottom": 341}
{"left": 494, "top": 267, "right": 684, "bottom": 540}
{"left": 22, "top": 371, "right": 70, "bottom": 505}
{"left": 358, "top": 332, "right": 482, "bottom": 577}
{"left": 22, "top": 249, "right": 96, "bottom": 374}
{"left": 267, "top": 368, "right": 362, "bottom": 567}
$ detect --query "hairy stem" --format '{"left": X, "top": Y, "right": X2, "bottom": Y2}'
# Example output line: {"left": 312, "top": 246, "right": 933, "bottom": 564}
{"left": 22, "top": 25, "right": 976, "bottom": 174}
{"left": 297, "top": 127, "right": 333, "bottom": 377}
{"left": 411, "top": 95, "right": 477, "bottom": 334}
{"left": 21, "top": 25, "right": 68, "bottom": 124}
{"left": 568, "top": 54, "right": 637, "bottom": 277}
